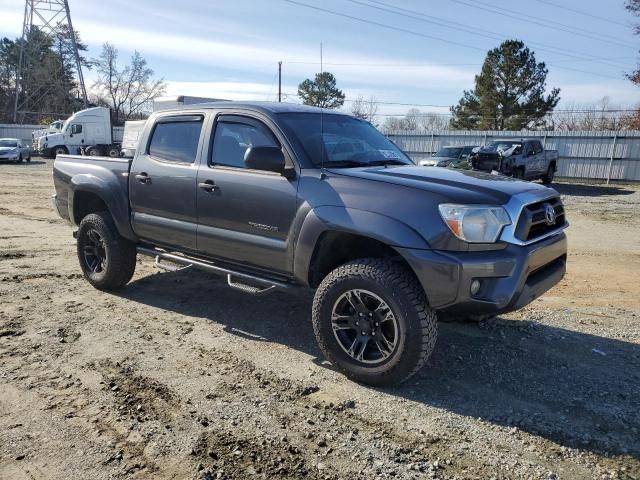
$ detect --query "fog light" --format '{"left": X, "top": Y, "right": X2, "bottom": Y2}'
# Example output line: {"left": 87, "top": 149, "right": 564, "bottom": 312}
{"left": 470, "top": 279, "right": 481, "bottom": 296}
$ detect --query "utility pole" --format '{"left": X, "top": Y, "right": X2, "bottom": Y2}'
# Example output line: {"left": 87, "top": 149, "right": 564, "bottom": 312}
{"left": 13, "top": 0, "right": 88, "bottom": 123}
{"left": 278, "top": 61, "right": 282, "bottom": 102}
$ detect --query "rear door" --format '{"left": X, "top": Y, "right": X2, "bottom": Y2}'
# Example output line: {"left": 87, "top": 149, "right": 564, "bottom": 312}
{"left": 129, "top": 113, "right": 205, "bottom": 251}
{"left": 196, "top": 113, "right": 299, "bottom": 273}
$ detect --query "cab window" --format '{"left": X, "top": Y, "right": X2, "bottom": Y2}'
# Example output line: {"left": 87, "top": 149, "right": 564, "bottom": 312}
{"left": 148, "top": 116, "right": 203, "bottom": 163}
{"left": 71, "top": 124, "right": 82, "bottom": 134}
{"left": 210, "top": 119, "right": 279, "bottom": 169}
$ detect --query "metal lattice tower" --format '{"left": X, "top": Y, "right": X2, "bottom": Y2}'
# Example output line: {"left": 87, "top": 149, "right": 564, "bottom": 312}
{"left": 13, "top": 0, "right": 87, "bottom": 123}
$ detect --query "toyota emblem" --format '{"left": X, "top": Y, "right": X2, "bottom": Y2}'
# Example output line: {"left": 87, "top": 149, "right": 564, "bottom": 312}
{"left": 544, "top": 203, "right": 556, "bottom": 225}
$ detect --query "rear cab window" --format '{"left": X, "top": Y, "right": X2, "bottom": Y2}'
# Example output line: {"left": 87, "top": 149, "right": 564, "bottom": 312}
{"left": 148, "top": 115, "right": 204, "bottom": 163}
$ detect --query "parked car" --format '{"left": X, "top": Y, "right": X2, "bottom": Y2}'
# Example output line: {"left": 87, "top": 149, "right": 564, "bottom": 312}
{"left": 419, "top": 145, "right": 476, "bottom": 168}
{"left": 52, "top": 102, "right": 568, "bottom": 386}
{"left": 470, "top": 139, "right": 559, "bottom": 184}
{"left": 0, "top": 138, "right": 31, "bottom": 163}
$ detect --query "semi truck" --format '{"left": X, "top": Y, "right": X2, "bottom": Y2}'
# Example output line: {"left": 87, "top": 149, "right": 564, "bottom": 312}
{"left": 35, "top": 107, "right": 123, "bottom": 158}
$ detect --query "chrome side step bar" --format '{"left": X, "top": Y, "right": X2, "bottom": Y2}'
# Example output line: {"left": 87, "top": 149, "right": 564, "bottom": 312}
{"left": 137, "top": 246, "right": 290, "bottom": 295}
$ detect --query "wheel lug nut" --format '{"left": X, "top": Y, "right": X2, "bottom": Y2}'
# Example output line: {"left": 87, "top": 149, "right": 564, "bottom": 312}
{"left": 355, "top": 321, "right": 359, "bottom": 326}
{"left": 372, "top": 331, "right": 376, "bottom": 335}
{"left": 375, "top": 322, "right": 379, "bottom": 327}
{"left": 361, "top": 331, "right": 366, "bottom": 336}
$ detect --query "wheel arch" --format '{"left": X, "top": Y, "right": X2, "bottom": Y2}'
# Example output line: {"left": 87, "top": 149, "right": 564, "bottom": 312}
{"left": 69, "top": 177, "right": 137, "bottom": 241}
{"left": 293, "top": 207, "right": 429, "bottom": 288}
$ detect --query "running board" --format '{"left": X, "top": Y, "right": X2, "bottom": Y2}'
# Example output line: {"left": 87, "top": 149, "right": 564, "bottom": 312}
{"left": 136, "top": 246, "right": 289, "bottom": 295}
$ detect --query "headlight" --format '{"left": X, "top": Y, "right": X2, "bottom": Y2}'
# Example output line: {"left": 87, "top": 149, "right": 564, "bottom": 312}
{"left": 438, "top": 204, "right": 511, "bottom": 243}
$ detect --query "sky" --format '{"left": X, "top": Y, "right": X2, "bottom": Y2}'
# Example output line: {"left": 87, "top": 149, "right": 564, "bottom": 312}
{"left": 1, "top": 0, "right": 639, "bottom": 118}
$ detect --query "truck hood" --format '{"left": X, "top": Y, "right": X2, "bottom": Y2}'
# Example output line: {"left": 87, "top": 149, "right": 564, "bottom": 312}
{"left": 329, "top": 165, "right": 551, "bottom": 204}
{"left": 40, "top": 132, "right": 64, "bottom": 147}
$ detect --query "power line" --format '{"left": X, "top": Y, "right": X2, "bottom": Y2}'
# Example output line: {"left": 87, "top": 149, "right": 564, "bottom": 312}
{"left": 455, "top": 0, "right": 634, "bottom": 50}
{"left": 367, "top": 0, "right": 632, "bottom": 53}
{"left": 283, "top": 0, "right": 623, "bottom": 79}
{"left": 284, "top": 0, "right": 488, "bottom": 52}
{"left": 446, "top": 0, "right": 631, "bottom": 68}
{"left": 531, "top": 0, "right": 631, "bottom": 28}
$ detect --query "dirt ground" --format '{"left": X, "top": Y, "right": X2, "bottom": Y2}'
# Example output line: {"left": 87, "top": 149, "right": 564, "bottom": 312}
{"left": 1, "top": 159, "right": 639, "bottom": 480}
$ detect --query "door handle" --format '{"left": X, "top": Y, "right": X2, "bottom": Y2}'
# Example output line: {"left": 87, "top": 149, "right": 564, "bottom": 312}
{"left": 198, "top": 180, "right": 218, "bottom": 192}
{"left": 135, "top": 172, "right": 150, "bottom": 184}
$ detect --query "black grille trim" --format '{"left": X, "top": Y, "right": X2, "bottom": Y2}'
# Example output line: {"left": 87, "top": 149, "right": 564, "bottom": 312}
{"left": 514, "top": 197, "right": 566, "bottom": 242}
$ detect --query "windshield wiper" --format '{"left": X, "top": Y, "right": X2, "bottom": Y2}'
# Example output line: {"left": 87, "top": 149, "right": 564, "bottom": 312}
{"left": 322, "top": 160, "right": 371, "bottom": 168}
{"left": 368, "top": 159, "right": 409, "bottom": 166}
{"left": 323, "top": 159, "right": 410, "bottom": 168}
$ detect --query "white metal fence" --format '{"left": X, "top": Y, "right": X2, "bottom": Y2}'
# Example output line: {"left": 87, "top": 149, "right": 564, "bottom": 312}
{"left": 386, "top": 130, "right": 640, "bottom": 182}
{"left": 0, "top": 123, "right": 125, "bottom": 146}
{"left": 3, "top": 123, "right": 639, "bottom": 181}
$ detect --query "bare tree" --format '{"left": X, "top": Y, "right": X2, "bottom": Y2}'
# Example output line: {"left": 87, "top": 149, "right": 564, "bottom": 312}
{"left": 551, "top": 97, "right": 630, "bottom": 131}
{"left": 92, "top": 43, "right": 166, "bottom": 125}
{"left": 350, "top": 95, "right": 379, "bottom": 125}
{"left": 381, "top": 108, "right": 450, "bottom": 133}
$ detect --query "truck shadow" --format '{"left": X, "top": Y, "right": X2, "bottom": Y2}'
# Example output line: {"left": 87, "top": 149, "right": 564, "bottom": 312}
{"left": 552, "top": 182, "right": 635, "bottom": 197}
{"left": 116, "top": 268, "right": 640, "bottom": 459}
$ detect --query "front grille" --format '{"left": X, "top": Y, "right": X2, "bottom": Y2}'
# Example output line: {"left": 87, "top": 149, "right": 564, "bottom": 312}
{"left": 514, "top": 197, "right": 566, "bottom": 242}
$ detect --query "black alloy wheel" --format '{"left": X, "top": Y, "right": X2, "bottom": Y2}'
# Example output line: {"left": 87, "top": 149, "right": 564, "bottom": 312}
{"left": 82, "top": 228, "right": 107, "bottom": 274}
{"left": 330, "top": 289, "right": 399, "bottom": 364}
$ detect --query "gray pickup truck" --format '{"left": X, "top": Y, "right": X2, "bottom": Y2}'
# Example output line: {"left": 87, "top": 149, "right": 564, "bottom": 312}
{"left": 470, "top": 139, "right": 559, "bottom": 184}
{"left": 52, "top": 102, "right": 568, "bottom": 386}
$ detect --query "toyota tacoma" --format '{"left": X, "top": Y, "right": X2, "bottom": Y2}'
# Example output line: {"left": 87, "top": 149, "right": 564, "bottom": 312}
{"left": 52, "top": 102, "right": 568, "bottom": 386}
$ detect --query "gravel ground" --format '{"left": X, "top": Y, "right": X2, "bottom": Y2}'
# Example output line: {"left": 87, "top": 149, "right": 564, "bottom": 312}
{"left": 1, "top": 159, "right": 639, "bottom": 480}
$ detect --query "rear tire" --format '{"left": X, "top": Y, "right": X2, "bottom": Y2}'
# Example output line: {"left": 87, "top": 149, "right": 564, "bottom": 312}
{"left": 542, "top": 164, "right": 555, "bottom": 185}
{"left": 76, "top": 211, "right": 136, "bottom": 290}
{"left": 312, "top": 258, "right": 438, "bottom": 387}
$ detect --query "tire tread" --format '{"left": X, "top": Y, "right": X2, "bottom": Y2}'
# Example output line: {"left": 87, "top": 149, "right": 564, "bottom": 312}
{"left": 312, "top": 258, "right": 437, "bottom": 386}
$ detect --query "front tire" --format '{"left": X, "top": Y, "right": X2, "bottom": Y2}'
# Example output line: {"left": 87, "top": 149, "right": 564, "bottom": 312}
{"left": 76, "top": 211, "right": 136, "bottom": 290}
{"left": 312, "top": 258, "right": 437, "bottom": 387}
{"left": 53, "top": 146, "right": 68, "bottom": 157}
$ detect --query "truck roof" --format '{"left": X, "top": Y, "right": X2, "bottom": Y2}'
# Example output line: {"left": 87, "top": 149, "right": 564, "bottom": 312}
{"left": 158, "top": 101, "right": 347, "bottom": 116}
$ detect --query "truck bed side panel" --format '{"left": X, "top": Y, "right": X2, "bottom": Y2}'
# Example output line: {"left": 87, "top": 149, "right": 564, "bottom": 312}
{"left": 52, "top": 155, "right": 137, "bottom": 241}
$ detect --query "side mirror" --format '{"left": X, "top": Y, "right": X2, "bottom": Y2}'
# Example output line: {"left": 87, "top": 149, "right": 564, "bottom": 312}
{"left": 244, "top": 146, "right": 295, "bottom": 179}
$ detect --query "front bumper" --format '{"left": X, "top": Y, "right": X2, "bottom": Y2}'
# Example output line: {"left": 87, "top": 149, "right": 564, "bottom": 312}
{"left": 397, "top": 232, "right": 567, "bottom": 316}
{"left": 0, "top": 154, "right": 19, "bottom": 161}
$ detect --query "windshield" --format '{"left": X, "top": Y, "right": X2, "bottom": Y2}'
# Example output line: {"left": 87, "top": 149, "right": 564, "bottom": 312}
{"left": 488, "top": 141, "right": 522, "bottom": 151}
{"left": 0, "top": 139, "right": 18, "bottom": 147}
{"left": 278, "top": 113, "right": 413, "bottom": 167}
{"left": 434, "top": 147, "right": 463, "bottom": 158}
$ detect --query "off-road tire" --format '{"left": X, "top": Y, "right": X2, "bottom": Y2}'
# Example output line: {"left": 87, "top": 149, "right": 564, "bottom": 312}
{"left": 542, "top": 164, "right": 555, "bottom": 185}
{"left": 76, "top": 211, "right": 136, "bottom": 290}
{"left": 312, "top": 258, "right": 438, "bottom": 387}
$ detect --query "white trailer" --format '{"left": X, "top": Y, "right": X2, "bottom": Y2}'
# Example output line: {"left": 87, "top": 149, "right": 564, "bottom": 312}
{"left": 152, "top": 95, "right": 226, "bottom": 111}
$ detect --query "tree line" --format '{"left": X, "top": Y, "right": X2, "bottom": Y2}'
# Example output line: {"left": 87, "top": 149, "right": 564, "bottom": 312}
{"left": 0, "top": 24, "right": 166, "bottom": 125}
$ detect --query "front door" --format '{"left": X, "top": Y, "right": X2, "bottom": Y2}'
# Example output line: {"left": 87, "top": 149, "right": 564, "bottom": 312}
{"left": 196, "top": 114, "right": 298, "bottom": 274}
{"left": 130, "top": 114, "right": 205, "bottom": 251}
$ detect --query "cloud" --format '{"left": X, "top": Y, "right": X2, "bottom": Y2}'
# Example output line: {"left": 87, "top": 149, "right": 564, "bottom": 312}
{"left": 555, "top": 80, "right": 640, "bottom": 106}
